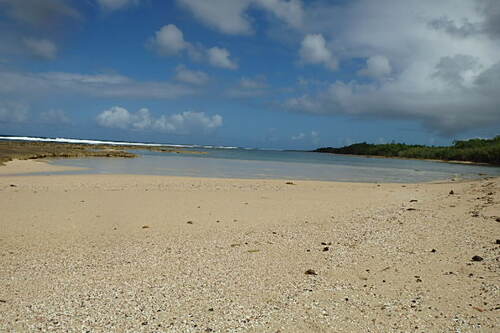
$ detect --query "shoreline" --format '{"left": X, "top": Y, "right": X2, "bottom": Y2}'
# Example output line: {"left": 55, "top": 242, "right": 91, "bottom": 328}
{"left": 2, "top": 158, "right": 495, "bottom": 184}
{"left": 1, "top": 160, "right": 499, "bottom": 331}
{"left": 312, "top": 151, "right": 499, "bottom": 167}
{"left": 0, "top": 139, "right": 206, "bottom": 166}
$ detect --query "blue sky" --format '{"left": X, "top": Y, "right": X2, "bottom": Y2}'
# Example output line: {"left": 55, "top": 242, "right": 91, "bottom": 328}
{"left": 0, "top": 0, "right": 499, "bottom": 149}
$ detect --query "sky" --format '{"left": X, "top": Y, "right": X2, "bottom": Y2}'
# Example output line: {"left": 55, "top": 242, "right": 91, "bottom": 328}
{"left": 0, "top": 0, "right": 499, "bottom": 149}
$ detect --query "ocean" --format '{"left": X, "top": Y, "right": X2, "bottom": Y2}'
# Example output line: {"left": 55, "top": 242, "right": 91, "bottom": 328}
{"left": 3, "top": 135, "right": 498, "bottom": 183}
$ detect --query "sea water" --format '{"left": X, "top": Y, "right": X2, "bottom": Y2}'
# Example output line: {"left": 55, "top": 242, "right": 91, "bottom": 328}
{"left": 2, "top": 136, "right": 499, "bottom": 182}
{"left": 48, "top": 147, "right": 500, "bottom": 183}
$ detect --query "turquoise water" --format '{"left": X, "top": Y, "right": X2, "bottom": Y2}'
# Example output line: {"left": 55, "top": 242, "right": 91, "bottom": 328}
{"left": 48, "top": 148, "right": 500, "bottom": 183}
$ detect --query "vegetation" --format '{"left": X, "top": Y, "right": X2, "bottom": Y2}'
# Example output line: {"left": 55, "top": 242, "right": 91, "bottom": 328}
{"left": 313, "top": 136, "right": 500, "bottom": 165}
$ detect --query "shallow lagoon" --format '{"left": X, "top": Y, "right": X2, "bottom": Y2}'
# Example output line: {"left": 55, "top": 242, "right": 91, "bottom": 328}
{"left": 48, "top": 148, "right": 500, "bottom": 183}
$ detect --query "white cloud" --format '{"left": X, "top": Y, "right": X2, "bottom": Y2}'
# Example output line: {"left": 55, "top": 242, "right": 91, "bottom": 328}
{"left": 174, "top": 65, "right": 209, "bottom": 85}
{"left": 96, "top": 106, "right": 131, "bottom": 129}
{"left": 358, "top": 55, "right": 391, "bottom": 78}
{"left": 22, "top": 38, "right": 57, "bottom": 60}
{"left": 96, "top": 106, "right": 223, "bottom": 135}
{"left": 254, "top": 0, "right": 303, "bottom": 29}
{"left": 291, "top": 132, "right": 305, "bottom": 140}
{"left": 177, "top": 0, "right": 253, "bottom": 35}
{"left": 207, "top": 47, "right": 238, "bottom": 69}
{"left": 97, "top": 0, "right": 140, "bottom": 11}
{"left": 0, "top": 70, "right": 196, "bottom": 100}
{"left": 39, "top": 109, "right": 71, "bottom": 124}
{"left": 149, "top": 25, "right": 237, "bottom": 69}
{"left": 0, "top": 101, "right": 29, "bottom": 123}
{"left": 150, "top": 24, "right": 189, "bottom": 55}
{"left": 176, "top": 0, "right": 304, "bottom": 35}
{"left": 282, "top": 0, "right": 500, "bottom": 135}
{"left": 299, "top": 34, "right": 337, "bottom": 70}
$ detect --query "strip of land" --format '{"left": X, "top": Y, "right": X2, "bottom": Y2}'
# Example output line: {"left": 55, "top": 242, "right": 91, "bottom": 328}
{"left": 314, "top": 136, "right": 500, "bottom": 165}
{"left": 0, "top": 160, "right": 499, "bottom": 332}
{"left": 0, "top": 140, "right": 205, "bottom": 166}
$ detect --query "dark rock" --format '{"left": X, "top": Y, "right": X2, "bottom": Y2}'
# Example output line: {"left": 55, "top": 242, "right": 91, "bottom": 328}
{"left": 496, "top": 239, "right": 500, "bottom": 244}
{"left": 431, "top": 249, "right": 437, "bottom": 253}
{"left": 141, "top": 225, "right": 150, "bottom": 229}
{"left": 321, "top": 242, "right": 327, "bottom": 245}
{"left": 495, "top": 217, "right": 500, "bottom": 222}
{"left": 449, "top": 190, "right": 454, "bottom": 195}
{"left": 471, "top": 255, "right": 483, "bottom": 262}
{"left": 285, "top": 181, "right": 295, "bottom": 185}
{"left": 186, "top": 221, "right": 193, "bottom": 224}
{"left": 410, "top": 199, "right": 418, "bottom": 202}
{"left": 406, "top": 208, "right": 417, "bottom": 211}
{"left": 323, "top": 246, "right": 329, "bottom": 252}
{"left": 9, "top": 184, "right": 16, "bottom": 187}
{"left": 305, "top": 269, "right": 317, "bottom": 275}
{"left": 208, "top": 308, "right": 214, "bottom": 312}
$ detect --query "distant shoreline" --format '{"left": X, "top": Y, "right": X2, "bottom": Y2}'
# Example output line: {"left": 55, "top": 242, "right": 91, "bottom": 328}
{"left": 312, "top": 151, "right": 497, "bottom": 167}
{"left": 313, "top": 137, "right": 500, "bottom": 166}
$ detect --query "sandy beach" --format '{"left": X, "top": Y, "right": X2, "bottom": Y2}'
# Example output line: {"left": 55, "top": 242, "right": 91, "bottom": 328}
{"left": 0, "top": 160, "right": 499, "bottom": 332}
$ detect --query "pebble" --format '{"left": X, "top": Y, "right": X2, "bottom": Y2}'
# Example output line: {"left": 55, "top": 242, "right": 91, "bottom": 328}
{"left": 471, "top": 255, "right": 483, "bottom": 262}
{"left": 305, "top": 269, "right": 317, "bottom": 275}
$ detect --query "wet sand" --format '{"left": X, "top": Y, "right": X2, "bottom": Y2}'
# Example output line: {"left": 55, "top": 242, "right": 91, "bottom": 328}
{"left": 0, "top": 160, "right": 499, "bottom": 332}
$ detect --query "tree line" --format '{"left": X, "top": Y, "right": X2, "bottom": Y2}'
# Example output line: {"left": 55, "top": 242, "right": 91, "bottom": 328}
{"left": 313, "top": 136, "right": 500, "bottom": 165}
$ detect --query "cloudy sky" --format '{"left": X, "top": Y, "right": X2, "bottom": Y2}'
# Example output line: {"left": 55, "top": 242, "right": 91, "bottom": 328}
{"left": 0, "top": 0, "right": 499, "bottom": 149}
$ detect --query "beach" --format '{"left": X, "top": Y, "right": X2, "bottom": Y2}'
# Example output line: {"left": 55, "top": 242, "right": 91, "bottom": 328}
{"left": 0, "top": 160, "right": 499, "bottom": 332}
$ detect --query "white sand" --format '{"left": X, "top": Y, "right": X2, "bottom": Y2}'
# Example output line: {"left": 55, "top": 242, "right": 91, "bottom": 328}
{"left": 0, "top": 160, "right": 498, "bottom": 332}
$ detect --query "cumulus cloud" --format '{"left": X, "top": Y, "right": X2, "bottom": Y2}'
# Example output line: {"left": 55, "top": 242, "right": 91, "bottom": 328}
{"left": 177, "top": 0, "right": 253, "bottom": 35}
{"left": 0, "top": 70, "right": 196, "bottom": 100}
{"left": 281, "top": 0, "right": 500, "bottom": 135}
{"left": 23, "top": 38, "right": 57, "bottom": 60}
{"left": 96, "top": 106, "right": 223, "bottom": 135}
{"left": 97, "top": 0, "right": 141, "bottom": 11}
{"left": 149, "top": 24, "right": 237, "bottom": 69}
{"left": 299, "top": 34, "right": 337, "bottom": 70}
{"left": 150, "top": 24, "right": 189, "bottom": 56}
{"left": 207, "top": 47, "right": 238, "bottom": 69}
{"left": 177, "top": 0, "right": 304, "bottom": 34}
{"left": 174, "top": 65, "right": 209, "bottom": 85}
{"left": 358, "top": 55, "right": 391, "bottom": 78}
{"left": 255, "top": 0, "right": 303, "bottom": 29}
